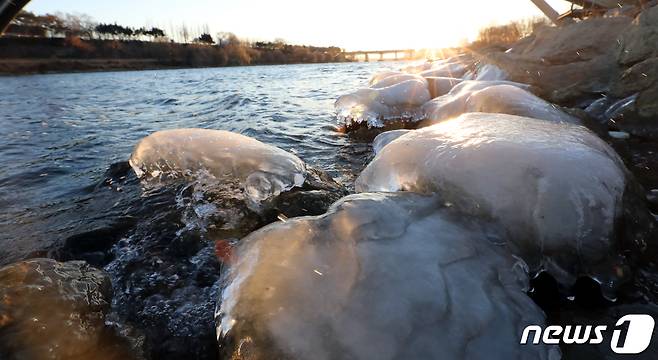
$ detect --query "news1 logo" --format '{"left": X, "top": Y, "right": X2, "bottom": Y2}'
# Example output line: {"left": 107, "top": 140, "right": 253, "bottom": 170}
{"left": 520, "top": 314, "right": 655, "bottom": 354}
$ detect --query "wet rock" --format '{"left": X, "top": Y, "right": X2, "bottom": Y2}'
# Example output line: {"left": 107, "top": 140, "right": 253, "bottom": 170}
{"left": 0, "top": 258, "right": 140, "bottom": 360}
{"left": 357, "top": 113, "right": 656, "bottom": 293}
{"left": 216, "top": 192, "right": 559, "bottom": 360}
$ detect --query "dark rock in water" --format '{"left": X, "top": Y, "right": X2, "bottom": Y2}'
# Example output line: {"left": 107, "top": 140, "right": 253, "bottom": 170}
{"left": 0, "top": 258, "right": 141, "bottom": 360}
{"left": 54, "top": 154, "right": 346, "bottom": 360}
{"left": 216, "top": 192, "right": 559, "bottom": 360}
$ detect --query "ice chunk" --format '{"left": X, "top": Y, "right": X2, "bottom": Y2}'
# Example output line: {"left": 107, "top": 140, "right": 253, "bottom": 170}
{"left": 356, "top": 113, "right": 642, "bottom": 291}
{"left": 372, "top": 129, "right": 412, "bottom": 154}
{"left": 399, "top": 61, "right": 433, "bottom": 74}
{"left": 422, "top": 83, "right": 579, "bottom": 126}
{"left": 368, "top": 71, "right": 403, "bottom": 86}
{"left": 335, "top": 79, "right": 430, "bottom": 129}
{"left": 370, "top": 73, "right": 427, "bottom": 89}
{"left": 420, "top": 61, "right": 468, "bottom": 78}
{"left": 216, "top": 192, "right": 558, "bottom": 360}
{"left": 464, "top": 85, "right": 580, "bottom": 124}
{"left": 425, "top": 76, "right": 462, "bottom": 98}
{"left": 475, "top": 64, "right": 508, "bottom": 81}
{"left": 129, "top": 129, "right": 306, "bottom": 206}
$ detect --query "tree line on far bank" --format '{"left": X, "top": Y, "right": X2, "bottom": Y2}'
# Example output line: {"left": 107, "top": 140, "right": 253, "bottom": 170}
{"left": 2, "top": 10, "right": 349, "bottom": 66}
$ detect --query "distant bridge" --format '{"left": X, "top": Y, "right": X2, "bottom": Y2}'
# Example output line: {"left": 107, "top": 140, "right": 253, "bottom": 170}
{"left": 343, "top": 49, "right": 417, "bottom": 62}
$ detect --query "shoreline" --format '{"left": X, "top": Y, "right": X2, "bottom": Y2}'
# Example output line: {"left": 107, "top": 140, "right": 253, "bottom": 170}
{"left": 0, "top": 58, "right": 365, "bottom": 76}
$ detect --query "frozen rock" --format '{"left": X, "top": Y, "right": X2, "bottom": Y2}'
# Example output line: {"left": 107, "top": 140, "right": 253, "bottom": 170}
{"left": 421, "top": 82, "right": 578, "bottom": 126}
{"left": 399, "top": 62, "right": 432, "bottom": 74}
{"left": 475, "top": 64, "right": 508, "bottom": 81}
{"left": 335, "top": 79, "right": 431, "bottom": 130}
{"left": 370, "top": 73, "right": 427, "bottom": 89}
{"left": 419, "top": 62, "right": 467, "bottom": 79}
{"left": 0, "top": 258, "right": 139, "bottom": 360}
{"left": 368, "top": 71, "right": 404, "bottom": 86}
{"left": 463, "top": 85, "right": 580, "bottom": 124}
{"left": 129, "top": 129, "right": 307, "bottom": 207}
{"left": 357, "top": 113, "right": 654, "bottom": 292}
{"left": 425, "top": 76, "right": 462, "bottom": 98}
{"left": 372, "top": 129, "right": 412, "bottom": 154}
{"left": 216, "top": 192, "right": 558, "bottom": 360}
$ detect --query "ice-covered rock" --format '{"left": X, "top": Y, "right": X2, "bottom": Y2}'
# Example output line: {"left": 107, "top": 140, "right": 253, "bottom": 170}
{"left": 425, "top": 76, "right": 462, "bottom": 98}
{"left": 419, "top": 61, "right": 468, "bottom": 79}
{"left": 368, "top": 71, "right": 404, "bottom": 86}
{"left": 0, "top": 258, "right": 139, "bottom": 360}
{"left": 129, "top": 129, "right": 307, "bottom": 207}
{"left": 421, "top": 83, "right": 579, "bottom": 126}
{"left": 370, "top": 73, "right": 427, "bottom": 89}
{"left": 335, "top": 79, "right": 430, "bottom": 130}
{"left": 372, "top": 129, "right": 412, "bottom": 154}
{"left": 462, "top": 85, "right": 580, "bottom": 124}
{"left": 475, "top": 64, "right": 508, "bottom": 81}
{"left": 357, "top": 113, "right": 654, "bottom": 293}
{"left": 399, "top": 62, "right": 432, "bottom": 74}
{"left": 216, "top": 192, "right": 558, "bottom": 360}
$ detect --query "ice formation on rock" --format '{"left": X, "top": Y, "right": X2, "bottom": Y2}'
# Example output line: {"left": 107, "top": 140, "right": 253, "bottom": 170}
{"left": 368, "top": 71, "right": 405, "bottom": 86}
{"left": 425, "top": 76, "right": 462, "bottom": 98}
{"left": 372, "top": 129, "right": 412, "bottom": 154}
{"left": 129, "top": 129, "right": 306, "bottom": 206}
{"left": 475, "top": 64, "right": 508, "bottom": 81}
{"left": 216, "top": 193, "right": 559, "bottom": 360}
{"left": 369, "top": 72, "right": 426, "bottom": 89}
{"left": 422, "top": 83, "right": 579, "bottom": 126}
{"left": 464, "top": 85, "right": 580, "bottom": 124}
{"left": 419, "top": 62, "right": 468, "bottom": 78}
{"left": 356, "top": 113, "right": 643, "bottom": 292}
{"left": 334, "top": 79, "right": 431, "bottom": 129}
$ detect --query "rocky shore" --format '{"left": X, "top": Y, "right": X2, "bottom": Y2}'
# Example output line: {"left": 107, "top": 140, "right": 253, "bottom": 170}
{"left": 3, "top": 5, "right": 658, "bottom": 360}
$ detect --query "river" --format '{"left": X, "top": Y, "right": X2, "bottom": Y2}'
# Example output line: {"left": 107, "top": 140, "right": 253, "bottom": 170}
{"left": 0, "top": 62, "right": 395, "bottom": 264}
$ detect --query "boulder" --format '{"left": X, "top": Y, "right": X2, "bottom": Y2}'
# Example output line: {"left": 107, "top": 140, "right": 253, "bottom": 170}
{"left": 488, "top": 16, "right": 631, "bottom": 104}
{"left": 216, "top": 193, "right": 559, "bottom": 360}
{"left": 357, "top": 113, "right": 655, "bottom": 293}
{"left": 0, "top": 258, "right": 140, "bottom": 360}
{"left": 335, "top": 79, "right": 430, "bottom": 130}
{"left": 421, "top": 83, "right": 578, "bottom": 126}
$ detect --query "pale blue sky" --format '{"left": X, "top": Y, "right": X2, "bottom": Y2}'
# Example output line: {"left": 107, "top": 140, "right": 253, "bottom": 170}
{"left": 25, "top": 0, "right": 570, "bottom": 50}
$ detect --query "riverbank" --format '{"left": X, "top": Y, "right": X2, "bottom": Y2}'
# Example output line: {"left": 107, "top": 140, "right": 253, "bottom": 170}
{"left": 0, "top": 36, "right": 351, "bottom": 75}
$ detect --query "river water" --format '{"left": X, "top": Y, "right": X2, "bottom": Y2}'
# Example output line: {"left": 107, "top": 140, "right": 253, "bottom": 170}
{"left": 0, "top": 62, "right": 396, "bottom": 265}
